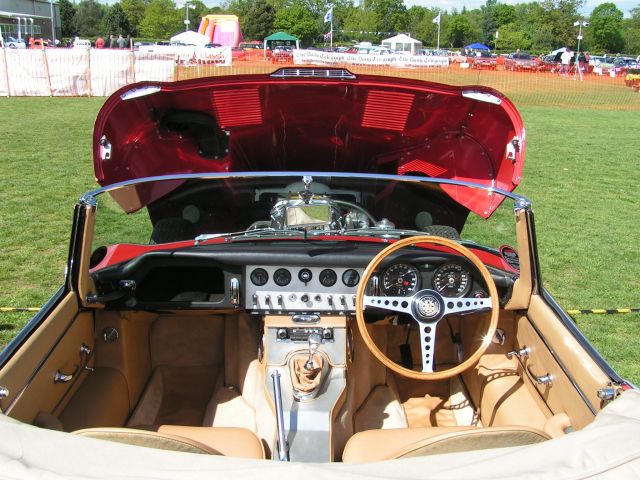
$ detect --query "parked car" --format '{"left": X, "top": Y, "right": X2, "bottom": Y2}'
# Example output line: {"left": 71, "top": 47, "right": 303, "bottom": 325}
{"left": 73, "top": 38, "right": 91, "bottom": 49}
{"left": 471, "top": 51, "right": 497, "bottom": 70}
{"left": 505, "top": 52, "right": 542, "bottom": 71}
{"left": 231, "top": 46, "right": 247, "bottom": 60}
{"left": 1, "top": 68, "right": 638, "bottom": 477}
{"left": 5, "top": 36, "right": 26, "bottom": 49}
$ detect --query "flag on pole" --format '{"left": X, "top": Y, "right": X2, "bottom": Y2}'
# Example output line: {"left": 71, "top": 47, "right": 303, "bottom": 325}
{"left": 324, "top": 7, "right": 333, "bottom": 23}
{"left": 433, "top": 13, "right": 441, "bottom": 24}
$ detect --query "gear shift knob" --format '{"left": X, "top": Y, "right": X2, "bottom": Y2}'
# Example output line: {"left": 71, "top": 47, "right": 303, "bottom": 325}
{"left": 304, "top": 333, "right": 322, "bottom": 370}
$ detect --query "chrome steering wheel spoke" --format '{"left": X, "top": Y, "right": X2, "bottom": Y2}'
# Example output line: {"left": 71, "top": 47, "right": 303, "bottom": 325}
{"left": 417, "top": 320, "right": 438, "bottom": 373}
{"left": 442, "top": 296, "right": 492, "bottom": 316}
{"left": 363, "top": 295, "right": 414, "bottom": 315}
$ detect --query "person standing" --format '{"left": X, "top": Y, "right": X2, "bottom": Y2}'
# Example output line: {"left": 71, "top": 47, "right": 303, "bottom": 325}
{"left": 117, "top": 34, "right": 126, "bottom": 49}
{"left": 95, "top": 36, "right": 105, "bottom": 49}
{"left": 109, "top": 35, "right": 116, "bottom": 48}
{"left": 560, "top": 49, "right": 572, "bottom": 76}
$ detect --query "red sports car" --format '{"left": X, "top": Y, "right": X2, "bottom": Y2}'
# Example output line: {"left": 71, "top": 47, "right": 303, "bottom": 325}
{"left": 0, "top": 68, "right": 637, "bottom": 477}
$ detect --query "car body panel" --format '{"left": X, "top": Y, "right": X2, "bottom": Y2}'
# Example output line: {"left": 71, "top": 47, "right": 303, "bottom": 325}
{"left": 93, "top": 70, "right": 525, "bottom": 218}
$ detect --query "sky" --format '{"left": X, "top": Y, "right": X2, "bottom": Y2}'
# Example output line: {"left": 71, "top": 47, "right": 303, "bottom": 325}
{"left": 403, "top": 0, "right": 638, "bottom": 16}
{"left": 202, "top": 0, "right": 639, "bottom": 17}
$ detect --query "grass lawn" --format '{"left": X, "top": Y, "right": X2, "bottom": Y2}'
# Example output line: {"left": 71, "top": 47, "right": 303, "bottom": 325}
{"left": 0, "top": 75, "right": 639, "bottom": 383}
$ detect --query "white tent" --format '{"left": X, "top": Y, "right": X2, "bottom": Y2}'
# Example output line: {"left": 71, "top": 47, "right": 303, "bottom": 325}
{"left": 381, "top": 33, "right": 423, "bottom": 55}
{"left": 170, "top": 31, "right": 210, "bottom": 47}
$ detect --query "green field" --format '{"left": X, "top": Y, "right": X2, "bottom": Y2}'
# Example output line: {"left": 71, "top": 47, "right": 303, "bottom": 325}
{"left": 1, "top": 79, "right": 639, "bottom": 383}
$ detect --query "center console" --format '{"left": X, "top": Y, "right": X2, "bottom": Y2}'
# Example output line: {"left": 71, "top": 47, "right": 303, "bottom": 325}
{"left": 264, "top": 315, "right": 349, "bottom": 462}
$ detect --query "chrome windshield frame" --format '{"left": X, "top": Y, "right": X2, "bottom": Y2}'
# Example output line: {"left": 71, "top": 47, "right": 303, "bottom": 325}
{"left": 79, "top": 171, "right": 532, "bottom": 211}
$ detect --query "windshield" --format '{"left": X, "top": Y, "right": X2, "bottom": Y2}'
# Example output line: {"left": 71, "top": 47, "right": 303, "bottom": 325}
{"left": 89, "top": 174, "right": 520, "bottom": 253}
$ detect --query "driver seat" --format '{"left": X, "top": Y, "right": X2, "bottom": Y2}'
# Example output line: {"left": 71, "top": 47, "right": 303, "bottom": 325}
{"left": 342, "top": 425, "right": 550, "bottom": 462}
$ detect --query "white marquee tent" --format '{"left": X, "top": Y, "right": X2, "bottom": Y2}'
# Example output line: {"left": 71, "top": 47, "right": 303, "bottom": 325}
{"left": 170, "top": 31, "right": 210, "bottom": 47}
{"left": 381, "top": 34, "right": 422, "bottom": 55}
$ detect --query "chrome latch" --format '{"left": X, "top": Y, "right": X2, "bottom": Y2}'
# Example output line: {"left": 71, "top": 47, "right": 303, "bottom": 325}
{"left": 99, "top": 135, "right": 112, "bottom": 161}
{"left": 506, "top": 137, "right": 520, "bottom": 162}
{"left": 229, "top": 278, "right": 240, "bottom": 306}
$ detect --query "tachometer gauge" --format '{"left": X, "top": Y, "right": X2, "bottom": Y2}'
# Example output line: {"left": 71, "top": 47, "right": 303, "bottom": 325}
{"left": 382, "top": 263, "right": 420, "bottom": 296}
{"left": 432, "top": 263, "right": 471, "bottom": 297}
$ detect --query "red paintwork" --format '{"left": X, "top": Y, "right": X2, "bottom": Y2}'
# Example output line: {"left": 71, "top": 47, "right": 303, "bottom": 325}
{"left": 93, "top": 236, "right": 514, "bottom": 272}
{"left": 93, "top": 70, "right": 525, "bottom": 218}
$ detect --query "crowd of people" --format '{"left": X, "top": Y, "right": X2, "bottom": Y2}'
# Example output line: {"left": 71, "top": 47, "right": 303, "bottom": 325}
{"left": 92, "top": 34, "right": 131, "bottom": 49}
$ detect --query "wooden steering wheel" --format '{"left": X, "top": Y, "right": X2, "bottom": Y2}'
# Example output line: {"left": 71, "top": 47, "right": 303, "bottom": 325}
{"left": 354, "top": 236, "right": 500, "bottom": 380}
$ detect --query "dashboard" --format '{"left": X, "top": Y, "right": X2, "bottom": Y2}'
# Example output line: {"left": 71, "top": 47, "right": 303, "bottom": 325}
{"left": 90, "top": 243, "right": 513, "bottom": 312}
{"left": 245, "top": 261, "right": 490, "bottom": 315}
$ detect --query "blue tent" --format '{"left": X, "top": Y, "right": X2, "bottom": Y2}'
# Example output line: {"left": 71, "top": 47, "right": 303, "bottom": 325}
{"left": 465, "top": 43, "right": 490, "bottom": 50}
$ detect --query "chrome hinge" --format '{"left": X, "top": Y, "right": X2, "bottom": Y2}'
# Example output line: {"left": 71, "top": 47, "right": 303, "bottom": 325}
{"left": 597, "top": 384, "right": 623, "bottom": 406}
{"left": 0, "top": 386, "right": 8, "bottom": 414}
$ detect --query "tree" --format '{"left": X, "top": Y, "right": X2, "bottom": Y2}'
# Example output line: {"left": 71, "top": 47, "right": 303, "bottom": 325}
{"left": 496, "top": 22, "right": 532, "bottom": 50}
{"left": 102, "top": 3, "right": 132, "bottom": 36}
{"left": 59, "top": 0, "right": 77, "bottom": 37}
{"left": 121, "top": 0, "right": 151, "bottom": 36}
{"left": 493, "top": 3, "right": 516, "bottom": 27}
{"left": 139, "top": 0, "right": 183, "bottom": 39}
{"left": 73, "top": 0, "right": 107, "bottom": 37}
{"left": 589, "top": 2, "right": 624, "bottom": 53}
{"left": 242, "top": 0, "right": 275, "bottom": 40}
{"left": 446, "top": 14, "right": 473, "bottom": 47}
{"left": 273, "top": 3, "right": 318, "bottom": 45}
{"left": 538, "top": 0, "right": 584, "bottom": 48}
{"left": 622, "top": 6, "right": 640, "bottom": 54}
{"left": 368, "top": 0, "right": 408, "bottom": 35}
{"left": 480, "top": 0, "right": 497, "bottom": 46}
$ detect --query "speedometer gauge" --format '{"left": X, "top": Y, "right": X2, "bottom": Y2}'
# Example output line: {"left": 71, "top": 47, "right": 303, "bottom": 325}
{"left": 382, "top": 264, "right": 420, "bottom": 296}
{"left": 432, "top": 263, "right": 471, "bottom": 297}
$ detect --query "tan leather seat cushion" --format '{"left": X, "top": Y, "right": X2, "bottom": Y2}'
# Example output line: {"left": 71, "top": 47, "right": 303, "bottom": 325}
{"left": 74, "top": 426, "right": 264, "bottom": 459}
{"left": 342, "top": 426, "right": 550, "bottom": 462}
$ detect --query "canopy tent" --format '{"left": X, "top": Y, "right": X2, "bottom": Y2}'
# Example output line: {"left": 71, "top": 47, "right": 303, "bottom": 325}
{"left": 551, "top": 46, "right": 569, "bottom": 55}
{"left": 381, "top": 33, "right": 423, "bottom": 55}
{"left": 465, "top": 42, "right": 490, "bottom": 51}
{"left": 263, "top": 32, "right": 299, "bottom": 55}
{"left": 170, "top": 31, "right": 210, "bottom": 47}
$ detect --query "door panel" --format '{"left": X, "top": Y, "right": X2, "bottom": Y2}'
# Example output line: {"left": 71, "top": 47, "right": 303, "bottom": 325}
{"left": 0, "top": 292, "right": 94, "bottom": 423}
{"left": 517, "top": 295, "right": 611, "bottom": 429}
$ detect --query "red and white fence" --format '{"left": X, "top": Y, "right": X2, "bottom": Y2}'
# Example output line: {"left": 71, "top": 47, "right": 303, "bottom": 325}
{"left": 0, "top": 47, "right": 231, "bottom": 97}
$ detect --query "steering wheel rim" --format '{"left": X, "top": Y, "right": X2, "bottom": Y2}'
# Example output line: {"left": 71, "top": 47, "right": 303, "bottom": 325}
{"left": 354, "top": 235, "right": 500, "bottom": 381}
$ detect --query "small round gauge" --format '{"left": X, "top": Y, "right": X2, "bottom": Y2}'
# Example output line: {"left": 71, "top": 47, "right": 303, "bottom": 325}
{"left": 298, "top": 268, "right": 313, "bottom": 283}
{"left": 273, "top": 268, "right": 292, "bottom": 287}
{"left": 319, "top": 269, "right": 338, "bottom": 287}
{"left": 382, "top": 263, "right": 420, "bottom": 296}
{"left": 250, "top": 268, "right": 269, "bottom": 286}
{"left": 432, "top": 263, "right": 471, "bottom": 297}
{"left": 342, "top": 269, "right": 360, "bottom": 287}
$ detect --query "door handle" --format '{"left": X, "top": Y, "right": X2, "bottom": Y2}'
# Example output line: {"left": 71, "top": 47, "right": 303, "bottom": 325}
{"left": 54, "top": 344, "right": 94, "bottom": 384}
{"left": 526, "top": 364, "right": 553, "bottom": 386}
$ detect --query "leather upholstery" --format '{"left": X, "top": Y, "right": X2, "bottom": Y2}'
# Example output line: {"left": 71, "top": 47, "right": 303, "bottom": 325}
{"left": 342, "top": 425, "right": 550, "bottom": 462}
{"left": 74, "top": 426, "right": 265, "bottom": 459}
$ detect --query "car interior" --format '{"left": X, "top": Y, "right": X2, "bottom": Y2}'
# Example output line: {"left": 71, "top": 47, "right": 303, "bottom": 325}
{"left": 0, "top": 175, "right": 616, "bottom": 463}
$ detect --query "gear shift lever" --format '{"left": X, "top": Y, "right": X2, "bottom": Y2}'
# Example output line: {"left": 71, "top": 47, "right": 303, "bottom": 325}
{"left": 304, "top": 333, "right": 322, "bottom": 371}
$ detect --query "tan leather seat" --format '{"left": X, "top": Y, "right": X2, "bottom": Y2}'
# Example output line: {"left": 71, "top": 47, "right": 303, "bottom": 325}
{"left": 342, "top": 426, "right": 550, "bottom": 462}
{"left": 74, "top": 425, "right": 265, "bottom": 459}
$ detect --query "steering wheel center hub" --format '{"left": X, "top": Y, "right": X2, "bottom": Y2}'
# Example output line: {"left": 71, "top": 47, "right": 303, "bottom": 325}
{"left": 415, "top": 292, "right": 442, "bottom": 320}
